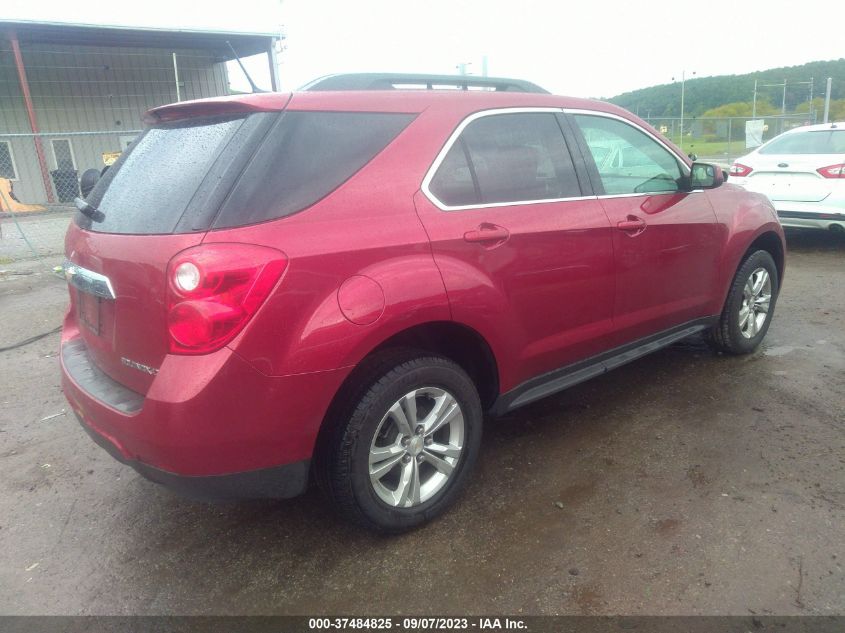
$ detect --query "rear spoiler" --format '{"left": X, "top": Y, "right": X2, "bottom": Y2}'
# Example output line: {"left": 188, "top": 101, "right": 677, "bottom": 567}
{"left": 144, "top": 93, "right": 292, "bottom": 125}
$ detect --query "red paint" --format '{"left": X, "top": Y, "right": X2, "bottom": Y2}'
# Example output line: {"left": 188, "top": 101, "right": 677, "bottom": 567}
{"left": 61, "top": 90, "right": 786, "bottom": 488}
{"left": 337, "top": 276, "right": 385, "bottom": 325}
{"left": 597, "top": 191, "right": 723, "bottom": 345}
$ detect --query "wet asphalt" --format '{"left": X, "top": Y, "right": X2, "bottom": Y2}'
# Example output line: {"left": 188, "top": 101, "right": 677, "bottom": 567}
{"left": 0, "top": 229, "right": 843, "bottom": 615}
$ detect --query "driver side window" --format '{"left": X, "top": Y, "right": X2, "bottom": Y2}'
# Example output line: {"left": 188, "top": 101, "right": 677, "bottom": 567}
{"left": 574, "top": 114, "right": 682, "bottom": 195}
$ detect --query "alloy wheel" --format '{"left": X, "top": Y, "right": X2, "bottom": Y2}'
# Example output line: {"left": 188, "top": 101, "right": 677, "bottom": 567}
{"left": 368, "top": 387, "right": 465, "bottom": 508}
{"left": 739, "top": 267, "right": 772, "bottom": 339}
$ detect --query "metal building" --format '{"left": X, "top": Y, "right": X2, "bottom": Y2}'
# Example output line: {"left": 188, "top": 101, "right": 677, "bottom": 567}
{"left": 0, "top": 20, "right": 280, "bottom": 206}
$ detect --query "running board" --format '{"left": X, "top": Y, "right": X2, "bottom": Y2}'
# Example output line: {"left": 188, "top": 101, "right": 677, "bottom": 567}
{"left": 491, "top": 318, "right": 715, "bottom": 415}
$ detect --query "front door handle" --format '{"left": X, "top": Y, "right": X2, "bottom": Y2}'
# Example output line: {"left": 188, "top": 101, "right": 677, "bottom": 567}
{"left": 463, "top": 223, "right": 510, "bottom": 244}
{"left": 617, "top": 216, "right": 647, "bottom": 234}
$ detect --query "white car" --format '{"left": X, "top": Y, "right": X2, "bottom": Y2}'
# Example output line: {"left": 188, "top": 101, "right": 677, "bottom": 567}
{"left": 729, "top": 122, "right": 845, "bottom": 232}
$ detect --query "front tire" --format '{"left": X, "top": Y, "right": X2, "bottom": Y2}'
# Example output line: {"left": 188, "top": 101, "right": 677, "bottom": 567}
{"left": 325, "top": 353, "right": 482, "bottom": 533}
{"left": 706, "top": 250, "right": 779, "bottom": 355}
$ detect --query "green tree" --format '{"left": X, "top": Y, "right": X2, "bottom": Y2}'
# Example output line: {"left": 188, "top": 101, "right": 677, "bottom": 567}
{"left": 795, "top": 97, "right": 845, "bottom": 121}
{"left": 700, "top": 101, "right": 778, "bottom": 118}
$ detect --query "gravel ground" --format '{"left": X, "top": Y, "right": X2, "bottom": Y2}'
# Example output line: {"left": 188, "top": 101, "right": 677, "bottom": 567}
{"left": 0, "top": 229, "right": 843, "bottom": 616}
{"left": 0, "top": 211, "right": 73, "bottom": 263}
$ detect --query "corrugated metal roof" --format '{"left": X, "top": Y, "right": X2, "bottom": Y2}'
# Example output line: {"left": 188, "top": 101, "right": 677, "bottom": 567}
{"left": 0, "top": 20, "right": 278, "bottom": 59}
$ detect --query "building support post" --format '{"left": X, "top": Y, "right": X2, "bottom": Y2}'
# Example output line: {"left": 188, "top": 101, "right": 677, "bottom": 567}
{"left": 268, "top": 40, "right": 280, "bottom": 91}
{"left": 8, "top": 30, "right": 55, "bottom": 203}
{"left": 172, "top": 53, "right": 182, "bottom": 101}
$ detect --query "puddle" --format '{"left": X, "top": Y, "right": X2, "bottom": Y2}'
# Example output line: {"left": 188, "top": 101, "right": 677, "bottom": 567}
{"left": 765, "top": 345, "right": 797, "bottom": 357}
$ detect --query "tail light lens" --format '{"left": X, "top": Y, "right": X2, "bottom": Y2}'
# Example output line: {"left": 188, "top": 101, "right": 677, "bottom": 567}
{"left": 166, "top": 244, "right": 287, "bottom": 354}
{"left": 817, "top": 163, "right": 845, "bottom": 179}
{"left": 729, "top": 163, "right": 753, "bottom": 177}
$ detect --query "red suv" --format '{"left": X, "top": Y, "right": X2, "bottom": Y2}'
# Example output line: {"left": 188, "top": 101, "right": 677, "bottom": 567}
{"left": 61, "top": 76, "right": 785, "bottom": 532}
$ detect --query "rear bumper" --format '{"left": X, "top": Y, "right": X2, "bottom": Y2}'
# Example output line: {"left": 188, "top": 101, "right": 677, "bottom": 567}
{"left": 61, "top": 327, "right": 350, "bottom": 497}
{"left": 731, "top": 179, "right": 845, "bottom": 229}
{"left": 76, "top": 412, "right": 310, "bottom": 500}
{"left": 740, "top": 186, "right": 845, "bottom": 229}
{"left": 776, "top": 209, "right": 845, "bottom": 230}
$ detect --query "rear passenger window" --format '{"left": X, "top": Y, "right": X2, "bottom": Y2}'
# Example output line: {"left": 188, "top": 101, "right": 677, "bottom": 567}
{"left": 428, "top": 112, "right": 581, "bottom": 207}
{"left": 213, "top": 111, "right": 415, "bottom": 228}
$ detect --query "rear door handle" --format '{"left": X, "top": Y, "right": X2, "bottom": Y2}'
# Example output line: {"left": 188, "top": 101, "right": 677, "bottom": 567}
{"left": 617, "top": 216, "right": 647, "bottom": 233}
{"left": 463, "top": 224, "right": 510, "bottom": 244}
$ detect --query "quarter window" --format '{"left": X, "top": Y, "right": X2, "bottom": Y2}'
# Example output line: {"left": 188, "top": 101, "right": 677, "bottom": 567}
{"left": 429, "top": 112, "right": 581, "bottom": 207}
{"left": 574, "top": 115, "right": 682, "bottom": 195}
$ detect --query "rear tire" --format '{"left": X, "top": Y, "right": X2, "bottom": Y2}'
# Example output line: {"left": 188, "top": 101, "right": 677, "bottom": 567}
{"left": 322, "top": 352, "right": 482, "bottom": 533}
{"left": 705, "top": 250, "right": 779, "bottom": 355}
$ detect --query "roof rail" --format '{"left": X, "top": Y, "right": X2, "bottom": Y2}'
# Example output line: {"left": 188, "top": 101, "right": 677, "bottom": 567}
{"left": 300, "top": 73, "right": 549, "bottom": 94}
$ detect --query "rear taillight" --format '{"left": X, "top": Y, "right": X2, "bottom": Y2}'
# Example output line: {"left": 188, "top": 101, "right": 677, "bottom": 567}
{"left": 166, "top": 244, "right": 287, "bottom": 355}
{"left": 729, "top": 163, "right": 753, "bottom": 177}
{"left": 817, "top": 163, "right": 845, "bottom": 179}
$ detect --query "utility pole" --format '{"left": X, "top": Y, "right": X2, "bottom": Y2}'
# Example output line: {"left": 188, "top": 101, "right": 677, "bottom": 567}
{"left": 752, "top": 79, "right": 758, "bottom": 118}
{"left": 809, "top": 77, "right": 815, "bottom": 122}
{"left": 673, "top": 70, "right": 695, "bottom": 151}
{"left": 781, "top": 78, "right": 787, "bottom": 133}
{"left": 757, "top": 79, "right": 813, "bottom": 130}
{"left": 781, "top": 78, "right": 787, "bottom": 117}
{"left": 823, "top": 77, "right": 832, "bottom": 123}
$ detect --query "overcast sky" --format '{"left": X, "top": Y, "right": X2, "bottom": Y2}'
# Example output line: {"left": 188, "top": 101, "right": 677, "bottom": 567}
{"left": 2, "top": 0, "right": 842, "bottom": 98}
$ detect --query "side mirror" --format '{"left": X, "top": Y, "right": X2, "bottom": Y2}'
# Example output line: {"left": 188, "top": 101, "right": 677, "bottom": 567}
{"left": 689, "top": 161, "right": 724, "bottom": 189}
{"left": 79, "top": 168, "right": 101, "bottom": 198}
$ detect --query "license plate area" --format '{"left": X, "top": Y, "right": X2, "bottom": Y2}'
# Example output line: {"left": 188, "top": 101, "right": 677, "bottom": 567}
{"left": 77, "top": 290, "right": 102, "bottom": 335}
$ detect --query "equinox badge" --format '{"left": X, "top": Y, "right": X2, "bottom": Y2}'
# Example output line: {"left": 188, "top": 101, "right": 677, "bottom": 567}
{"left": 121, "top": 357, "right": 159, "bottom": 375}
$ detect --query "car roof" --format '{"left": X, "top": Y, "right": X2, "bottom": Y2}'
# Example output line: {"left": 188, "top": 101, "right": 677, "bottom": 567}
{"left": 779, "top": 121, "right": 844, "bottom": 134}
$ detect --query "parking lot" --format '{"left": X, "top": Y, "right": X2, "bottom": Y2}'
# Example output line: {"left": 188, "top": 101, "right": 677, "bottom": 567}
{"left": 0, "top": 229, "right": 843, "bottom": 616}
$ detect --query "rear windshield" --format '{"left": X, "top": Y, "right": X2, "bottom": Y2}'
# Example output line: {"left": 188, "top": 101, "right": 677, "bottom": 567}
{"left": 760, "top": 129, "right": 845, "bottom": 155}
{"left": 81, "top": 116, "right": 246, "bottom": 234}
{"left": 78, "top": 110, "right": 414, "bottom": 234}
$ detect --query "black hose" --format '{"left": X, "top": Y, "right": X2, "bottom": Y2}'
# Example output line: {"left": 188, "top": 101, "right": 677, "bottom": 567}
{"left": 0, "top": 326, "right": 62, "bottom": 353}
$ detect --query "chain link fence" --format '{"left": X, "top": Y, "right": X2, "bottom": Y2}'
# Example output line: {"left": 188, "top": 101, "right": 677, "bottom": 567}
{"left": 642, "top": 113, "right": 815, "bottom": 165}
{"left": 1, "top": 130, "right": 144, "bottom": 268}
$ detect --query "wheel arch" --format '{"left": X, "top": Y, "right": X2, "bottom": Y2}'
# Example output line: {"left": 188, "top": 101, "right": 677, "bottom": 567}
{"left": 743, "top": 230, "right": 785, "bottom": 284}
{"left": 312, "top": 320, "right": 499, "bottom": 490}
{"left": 716, "top": 226, "right": 785, "bottom": 312}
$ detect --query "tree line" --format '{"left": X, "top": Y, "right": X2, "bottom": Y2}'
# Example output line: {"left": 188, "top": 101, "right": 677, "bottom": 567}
{"left": 609, "top": 59, "right": 845, "bottom": 119}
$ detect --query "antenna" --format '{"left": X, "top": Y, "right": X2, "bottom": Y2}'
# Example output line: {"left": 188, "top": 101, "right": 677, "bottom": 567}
{"left": 226, "top": 41, "right": 264, "bottom": 93}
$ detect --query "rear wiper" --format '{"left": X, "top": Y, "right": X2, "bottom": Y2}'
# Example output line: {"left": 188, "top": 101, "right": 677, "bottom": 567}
{"left": 74, "top": 197, "right": 105, "bottom": 222}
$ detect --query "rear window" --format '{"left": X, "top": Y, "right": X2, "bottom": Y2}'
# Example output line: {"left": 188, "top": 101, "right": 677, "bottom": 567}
{"left": 212, "top": 111, "right": 415, "bottom": 228}
{"left": 78, "top": 111, "right": 414, "bottom": 234}
{"left": 760, "top": 129, "right": 845, "bottom": 155}
{"left": 82, "top": 116, "right": 246, "bottom": 234}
